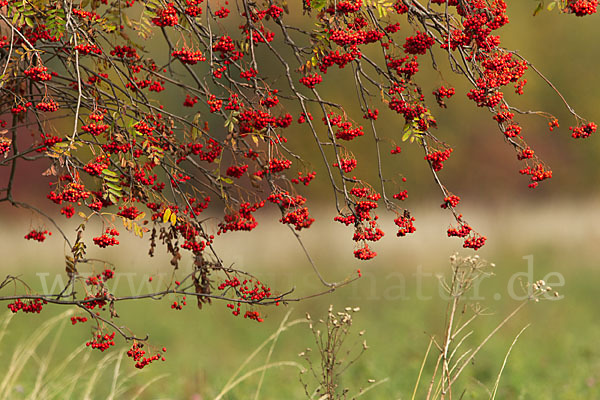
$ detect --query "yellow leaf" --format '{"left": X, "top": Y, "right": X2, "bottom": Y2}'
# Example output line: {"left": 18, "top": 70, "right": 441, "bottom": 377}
{"left": 170, "top": 212, "right": 177, "bottom": 226}
{"left": 163, "top": 208, "right": 172, "bottom": 223}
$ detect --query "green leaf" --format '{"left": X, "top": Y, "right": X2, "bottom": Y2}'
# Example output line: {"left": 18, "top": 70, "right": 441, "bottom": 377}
{"left": 106, "top": 182, "right": 122, "bottom": 192}
{"left": 103, "top": 175, "right": 120, "bottom": 183}
{"left": 533, "top": 2, "right": 544, "bottom": 16}
{"left": 102, "top": 169, "right": 118, "bottom": 177}
{"left": 402, "top": 125, "right": 412, "bottom": 142}
{"left": 547, "top": 1, "right": 556, "bottom": 10}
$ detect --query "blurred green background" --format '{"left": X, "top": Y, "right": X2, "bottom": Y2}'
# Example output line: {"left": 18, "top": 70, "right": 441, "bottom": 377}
{"left": 2, "top": 1, "right": 600, "bottom": 399}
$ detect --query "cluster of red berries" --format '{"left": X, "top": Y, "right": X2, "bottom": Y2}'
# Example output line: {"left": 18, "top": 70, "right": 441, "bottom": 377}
{"left": 207, "top": 95, "right": 223, "bottom": 113}
{"left": 567, "top": 0, "right": 598, "bottom": 16}
{"left": 441, "top": 195, "right": 460, "bottom": 209}
{"left": 297, "top": 112, "right": 313, "bottom": 124}
{"left": 570, "top": 122, "right": 597, "bottom": 139}
{"left": 325, "top": 113, "right": 365, "bottom": 141}
{"left": 280, "top": 207, "right": 314, "bottom": 230}
{"left": 214, "top": 6, "right": 230, "bottom": 18}
{"left": 11, "top": 103, "right": 30, "bottom": 114}
{"left": 171, "top": 296, "right": 187, "bottom": 310}
{"left": 36, "top": 99, "right": 59, "bottom": 112}
{"left": 0, "top": 139, "right": 10, "bottom": 155}
{"left": 291, "top": 171, "right": 316, "bottom": 185}
{"left": 463, "top": 235, "right": 487, "bottom": 250}
{"left": 299, "top": 73, "right": 323, "bottom": 89}
{"left": 110, "top": 45, "right": 139, "bottom": 59}
{"left": 390, "top": 146, "right": 402, "bottom": 155}
{"left": 24, "top": 229, "right": 51, "bottom": 242}
{"left": 74, "top": 43, "right": 102, "bottom": 55}
{"left": 127, "top": 342, "right": 166, "bottom": 369}
{"left": 393, "top": 190, "right": 408, "bottom": 201}
{"left": 425, "top": 148, "right": 453, "bottom": 172}
{"left": 243, "top": 310, "right": 264, "bottom": 322}
{"left": 187, "top": 138, "right": 223, "bottom": 163}
{"left": 260, "top": 91, "right": 279, "bottom": 108}
{"left": 118, "top": 206, "right": 141, "bottom": 220}
{"left": 519, "top": 164, "right": 553, "bottom": 188}
{"left": 517, "top": 146, "right": 535, "bottom": 160}
{"left": 60, "top": 205, "right": 75, "bottom": 218}
{"left": 240, "top": 69, "right": 258, "bottom": 80}
{"left": 403, "top": 31, "right": 435, "bottom": 55}
{"left": 226, "top": 164, "right": 248, "bottom": 178}
{"left": 172, "top": 48, "right": 206, "bottom": 64}
{"left": 504, "top": 123, "right": 522, "bottom": 138}
{"left": 152, "top": 3, "right": 178, "bottom": 26}
{"left": 267, "top": 192, "right": 306, "bottom": 208}
{"left": 183, "top": 94, "right": 198, "bottom": 107}
{"left": 218, "top": 201, "right": 265, "bottom": 234}
{"left": 61, "top": 182, "right": 91, "bottom": 203}
{"left": 394, "top": 213, "right": 416, "bottom": 237}
{"left": 354, "top": 245, "right": 376, "bottom": 260}
{"left": 268, "top": 158, "right": 292, "bottom": 173}
{"left": 24, "top": 66, "right": 52, "bottom": 81}
{"left": 363, "top": 108, "right": 379, "bottom": 120}
{"left": 71, "top": 316, "right": 88, "bottom": 324}
{"left": 220, "top": 277, "right": 272, "bottom": 319}
{"left": 86, "top": 332, "right": 116, "bottom": 352}
{"left": 8, "top": 298, "right": 46, "bottom": 313}
{"left": 84, "top": 157, "right": 109, "bottom": 176}
{"left": 72, "top": 7, "right": 101, "bottom": 20}
{"left": 433, "top": 86, "right": 455, "bottom": 107}
{"left": 93, "top": 228, "right": 120, "bottom": 248}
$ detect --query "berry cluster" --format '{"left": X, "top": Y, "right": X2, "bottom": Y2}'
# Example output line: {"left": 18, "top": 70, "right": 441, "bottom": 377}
{"left": 291, "top": 171, "right": 316, "bottom": 185}
{"left": 86, "top": 332, "right": 116, "bottom": 352}
{"left": 219, "top": 276, "right": 272, "bottom": 319}
{"left": 567, "top": 0, "right": 598, "bottom": 16}
{"left": 403, "top": 31, "right": 435, "bottom": 55}
{"left": 74, "top": 43, "right": 102, "bottom": 55}
{"left": 71, "top": 316, "right": 88, "bottom": 324}
{"left": 24, "top": 66, "right": 52, "bottom": 81}
{"left": 425, "top": 148, "right": 453, "bottom": 172}
{"left": 519, "top": 164, "right": 553, "bottom": 188}
{"left": 394, "top": 213, "right": 416, "bottom": 237}
{"left": 280, "top": 207, "right": 314, "bottom": 231}
{"left": 36, "top": 99, "right": 59, "bottom": 112}
{"left": 60, "top": 205, "right": 75, "bottom": 218}
{"left": 152, "top": 3, "right": 178, "bottom": 26}
{"left": 93, "top": 228, "right": 120, "bottom": 247}
{"left": 8, "top": 298, "right": 46, "bottom": 313}
{"left": 354, "top": 245, "right": 376, "bottom": 260}
{"left": 127, "top": 342, "right": 166, "bottom": 369}
{"left": 333, "top": 157, "right": 357, "bottom": 172}
{"left": 118, "top": 206, "right": 141, "bottom": 220}
{"left": 570, "top": 122, "right": 597, "bottom": 139}
{"left": 24, "top": 229, "right": 51, "bottom": 242}
{"left": 440, "top": 195, "right": 460, "bottom": 209}
{"left": 226, "top": 164, "right": 248, "bottom": 178}
{"left": 0, "top": 139, "right": 10, "bottom": 155}
{"left": 172, "top": 47, "right": 206, "bottom": 64}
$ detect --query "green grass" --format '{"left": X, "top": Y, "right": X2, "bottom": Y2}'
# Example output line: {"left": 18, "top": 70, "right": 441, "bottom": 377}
{"left": 1, "top": 242, "right": 600, "bottom": 399}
